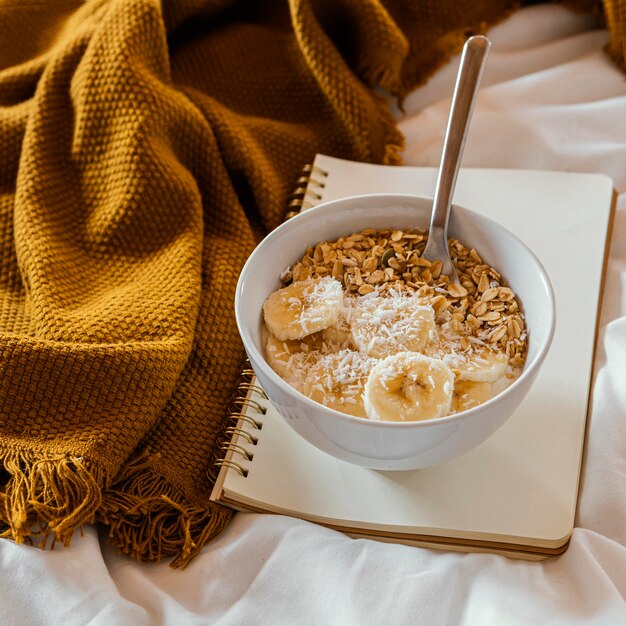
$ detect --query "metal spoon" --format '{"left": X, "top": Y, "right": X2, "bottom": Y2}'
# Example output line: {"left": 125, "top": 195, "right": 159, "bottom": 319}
{"left": 422, "top": 35, "right": 491, "bottom": 283}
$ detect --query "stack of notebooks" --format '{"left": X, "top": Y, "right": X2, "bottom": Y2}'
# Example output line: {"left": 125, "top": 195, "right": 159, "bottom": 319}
{"left": 211, "top": 154, "right": 615, "bottom": 559}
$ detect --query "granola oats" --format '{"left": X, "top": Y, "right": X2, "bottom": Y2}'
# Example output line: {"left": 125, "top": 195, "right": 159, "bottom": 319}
{"left": 265, "top": 228, "right": 528, "bottom": 420}
{"left": 280, "top": 228, "right": 528, "bottom": 369}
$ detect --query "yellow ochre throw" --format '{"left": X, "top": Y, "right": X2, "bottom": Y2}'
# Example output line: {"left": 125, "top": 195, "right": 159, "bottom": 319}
{"left": 0, "top": 0, "right": 611, "bottom": 567}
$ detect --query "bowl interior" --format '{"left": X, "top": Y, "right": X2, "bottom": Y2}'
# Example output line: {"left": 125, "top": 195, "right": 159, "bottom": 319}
{"left": 236, "top": 194, "right": 555, "bottom": 421}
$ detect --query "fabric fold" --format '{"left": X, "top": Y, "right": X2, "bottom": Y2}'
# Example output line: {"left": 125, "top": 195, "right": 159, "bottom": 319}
{"left": 0, "top": 0, "right": 614, "bottom": 567}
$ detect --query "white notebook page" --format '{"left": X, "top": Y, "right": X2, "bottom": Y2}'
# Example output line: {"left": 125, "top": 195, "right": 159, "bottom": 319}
{"left": 214, "top": 155, "right": 613, "bottom": 548}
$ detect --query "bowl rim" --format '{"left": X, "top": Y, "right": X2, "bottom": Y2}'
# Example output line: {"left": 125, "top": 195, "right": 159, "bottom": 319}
{"left": 235, "top": 193, "right": 556, "bottom": 429}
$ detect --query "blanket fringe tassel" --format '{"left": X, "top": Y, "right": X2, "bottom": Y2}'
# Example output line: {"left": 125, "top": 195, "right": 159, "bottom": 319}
{"left": 0, "top": 450, "right": 232, "bottom": 568}
{"left": 99, "top": 452, "right": 233, "bottom": 569}
{"left": 0, "top": 450, "right": 103, "bottom": 549}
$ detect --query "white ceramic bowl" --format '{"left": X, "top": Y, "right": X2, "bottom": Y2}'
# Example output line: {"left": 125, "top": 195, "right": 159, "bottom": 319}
{"left": 235, "top": 194, "right": 555, "bottom": 470}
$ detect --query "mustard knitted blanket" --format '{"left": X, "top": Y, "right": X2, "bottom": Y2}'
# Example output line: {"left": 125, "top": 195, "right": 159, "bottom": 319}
{"left": 0, "top": 0, "right": 613, "bottom": 567}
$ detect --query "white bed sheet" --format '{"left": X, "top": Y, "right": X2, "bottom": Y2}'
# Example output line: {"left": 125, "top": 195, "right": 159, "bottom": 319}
{"left": 0, "top": 5, "right": 624, "bottom": 625}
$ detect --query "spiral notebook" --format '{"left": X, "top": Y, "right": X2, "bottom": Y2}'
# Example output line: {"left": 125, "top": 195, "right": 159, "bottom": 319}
{"left": 210, "top": 154, "right": 615, "bottom": 559}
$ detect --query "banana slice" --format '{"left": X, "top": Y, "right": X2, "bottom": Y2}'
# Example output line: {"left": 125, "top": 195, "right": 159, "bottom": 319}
{"left": 364, "top": 352, "right": 454, "bottom": 422}
{"left": 320, "top": 295, "right": 357, "bottom": 348}
{"left": 491, "top": 374, "right": 513, "bottom": 396}
{"left": 265, "top": 333, "right": 328, "bottom": 388}
{"left": 263, "top": 277, "right": 343, "bottom": 341}
{"left": 457, "top": 349, "right": 508, "bottom": 383}
{"left": 321, "top": 316, "right": 353, "bottom": 349}
{"left": 302, "top": 350, "right": 375, "bottom": 418}
{"left": 452, "top": 380, "right": 493, "bottom": 413}
{"left": 349, "top": 294, "right": 437, "bottom": 358}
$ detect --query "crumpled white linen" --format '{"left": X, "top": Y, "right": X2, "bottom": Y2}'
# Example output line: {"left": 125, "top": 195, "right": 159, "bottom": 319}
{"left": 0, "top": 5, "right": 625, "bottom": 625}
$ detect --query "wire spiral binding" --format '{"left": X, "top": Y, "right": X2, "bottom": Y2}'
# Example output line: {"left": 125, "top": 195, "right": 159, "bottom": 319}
{"left": 208, "top": 362, "right": 265, "bottom": 483}
{"left": 284, "top": 162, "right": 329, "bottom": 219}
{"left": 211, "top": 163, "right": 326, "bottom": 483}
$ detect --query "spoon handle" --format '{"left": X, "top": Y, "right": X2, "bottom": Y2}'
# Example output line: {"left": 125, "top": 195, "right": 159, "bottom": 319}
{"left": 429, "top": 35, "right": 490, "bottom": 239}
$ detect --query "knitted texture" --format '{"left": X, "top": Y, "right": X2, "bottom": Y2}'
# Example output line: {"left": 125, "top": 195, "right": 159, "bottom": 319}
{"left": 0, "top": 0, "right": 609, "bottom": 566}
